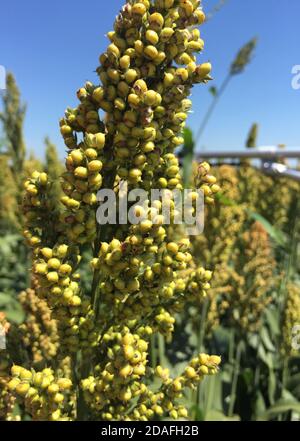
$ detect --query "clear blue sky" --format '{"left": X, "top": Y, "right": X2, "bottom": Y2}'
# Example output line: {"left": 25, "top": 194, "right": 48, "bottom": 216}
{"left": 1, "top": 0, "right": 299, "bottom": 158}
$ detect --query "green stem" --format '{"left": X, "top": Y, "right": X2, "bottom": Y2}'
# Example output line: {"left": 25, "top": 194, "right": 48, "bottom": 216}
{"left": 204, "top": 374, "right": 216, "bottom": 419}
{"left": 195, "top": 74, "right": 231, "bottom": 144}
{"left": 206, "top": 0, "right": 228, "bottom": 22}
{"left": 197, "top": 378, "right": 204, "bottom": 419}
{"left": 197, "top": 297, "right": 209, "bottom": 352}
{"left": 254, "top": 350, "right": 260, "bottom": 389}
{"left": 151, "top": 334, "right": 157, "bottom": 369}
{"left": 279, "top": 197, "right": 299, "bottom": 314}
{"left": 91, "top": 169, "right": 117, "bottom": 312}
{"left": 76, "top": 167, "right": 117, "bottom": 420}
{"left": 281, "top": 358, "right": 289, "bottom": 397}
{"left": 71, "top": 353, "right": 88, "bottom": 421}
{"left": 195, "top": 298, "right": 209, "bottom": 417}
{"left": 228, "top": 339, "right": 243, "bottom": 417}
{"left": 278, "top": 358, "right": 289, "bottom": 421}
{"left": 71, "top": 356, "right": 79, "bottom": 420}
{"left": 253, "top": 336, "right": 261, "bottom": 419}
{"left": 158, "top": 334, "right": 166, "bottom": 365}
{"left": 228, "top": 328, "right": 235, "bottom": 365}
{"left": 72, "top": 351, "right": 92, "bottom": 421}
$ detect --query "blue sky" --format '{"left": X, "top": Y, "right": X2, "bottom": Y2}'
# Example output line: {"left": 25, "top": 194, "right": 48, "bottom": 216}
{"left": 0, "top": 0, "right": 299, "bottom": 158}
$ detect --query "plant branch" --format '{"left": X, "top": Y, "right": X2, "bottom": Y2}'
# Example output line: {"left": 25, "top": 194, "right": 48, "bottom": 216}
{"left": 195, "top": 73, "right": 231, "bottom": 145}
{"left": 228, "top": 338, "right": 243, "bottom": 417}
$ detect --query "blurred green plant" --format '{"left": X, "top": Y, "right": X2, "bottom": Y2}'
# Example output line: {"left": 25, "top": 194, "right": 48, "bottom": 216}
{"left": 44, "top": 136, "right": 63, "bottom": 205}
{"left": 0, "top": 72, "right": 26, "bottom": 192}
{"left": 0, "top": 234, "right": 27, "bottom": 324}
{"left": 195, "top": 38, "right": 257, "bottom": 144}
{"left": 174, "top": 132, "right": 300, "bottom": 420}
{"left": 0, "top": 74, "right": 28, "bottom": 321}
{"left": 205, "top": 0, "right": 229, "bottom": 22}
{"left": 180, "top": 128, "right": 196, "bottom": 188}
{"left": 0, "top": 72, "right": 65, "bottom": 307}
{"left": 246, "top": 123, "right": 259, "bottom": 148}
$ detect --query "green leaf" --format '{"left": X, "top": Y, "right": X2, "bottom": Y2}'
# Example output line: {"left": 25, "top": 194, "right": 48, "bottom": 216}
{"left": 183, "top": 153, "right": 193, "bottom": 188}
{"left": 182, "top": 127, "right": 195, "bottom": 155}
{"left": 211, "top": 373, "right": 223, "bottom": 412}
{"left": 209, "top": 86, "right": 218, "bottom": 97}
{"left": 221, "top": 366, "right": 233, "bottom": 383}
{"left": 241, "top": 368, "right": 254, "bottom": 388}
{"left": 247, "top": 211, "right": 287, "bottom": 247}
{"left": 248, "top": 333, "right": 259, "bottom": 349}
{"left": 287, "top": 373, "right": 300, "bottom": 394}
{"left": 5, "top": 307, "right": 25, "bottom": 324}
{"left": 265, "top": 307, "right": 280, "bottom": 337}
{"left": 258, "top": 399, "right": 300, "bottom": 420}
{"left": 215, "top": 193, "right": 236, "bottom": 206}
{"left": 258, "top": 343, "right": 274, "bottom": 369}
{"left": 182, "top": 128, "right": 195, "bottom": 188}
{"left": 260, "top": 326, "right": 275, "bottom": 352}
{"left": 255, "top": 391, "right": 266, "bottom": 418}
{"left": 203, "top": 374, "right": 219, "bottom": 417}
{"left": 281, "top": 388, "right": 298, "bottom": 402}
{"left": 205, "top": 409, "right": 240, "bottom": 421}
{"left": 0, "top": 292, "right": 12, "bottom": 306}
{"left": 190, "top": 405, "right": 205, "bottom": 421}
{"left": 268, "top": 367, "right": 276, "bottom": 405}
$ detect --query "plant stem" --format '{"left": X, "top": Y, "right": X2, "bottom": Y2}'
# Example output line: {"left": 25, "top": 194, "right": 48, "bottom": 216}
{"left": 228, "top": 328, "right": 235, "bottom": 364}
{"left": 197, "top": 377, "right": 205, "bottom": 419}
{"left": 72, "top": 353, "right": 90, "bottom": 421}
{"left": 151, "top": 334, "right": 157, "bottom": 369}
{"left": 278, "top": 358, "right": 289, "bottom": 421}
{"left": 158, "top": 333, "right": 166, "bottom": 365}
{"left": 228, "top": 338, "right": 243, "bottom": 417}
{"left": 195, "top": 73, "right": 231, "bottom": 145}
{"left": 254, "top": 352, "right": 260, "bottom": 389}
{"left": 281, "top": 358, "right": 288, "bottom": 394}
{"left": 195, "top": 297, "right": 210, "bottom": 417}
{"left": 278, "top": 197, "right": 299, "bottom": 315}
{"left": 71, "top": 355, "right": 79, "bottom": 420}
{"left": 197, "top": 297, "right": 209, "bottom": 352}
{"left": 91, "top": 169, "right": 117, "bottom": 311}
{"left": 206, "top": 0, "right": 229, "bottom": 22}
{"left": 76, "top": 167, "right": 117, "bottom": 420}
{"left": 204, "top": 374, "right": 216, "bottom": 419}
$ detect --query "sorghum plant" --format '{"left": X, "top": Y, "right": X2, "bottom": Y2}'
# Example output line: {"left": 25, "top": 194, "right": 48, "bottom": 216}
{"left": 219, "top": 221, "right": 276, "bottom": 334}
{"left": 246, "top": 123, "right": 258, "bottom": 149}
{"left": 44, "top": 137, "right": 63, "bottom": 208}
{"left": 0, "top": 154, "right": 19, "bottom": 231}
{"left": 195, "top": 37, "right": 257, "bottom": 142}
{"left": 282, "top": 283, "right": 300, "bottom": 358}
{"left": 0, "top": 72, "right": 27, "bottom": 231}
{"left": 190, "top": 165, "right": 247, "bottom": 336}
{"left": 0, "top": 73, "right": 26, "bottom": 196}
{"left": 1, "top": 0, "right": 221, "bottom": 421}
{"left": 0, "top": 73, "right": 40, "bottom": 316}
{"left": 236, "top": 164, "right": 299, "bottom": 232}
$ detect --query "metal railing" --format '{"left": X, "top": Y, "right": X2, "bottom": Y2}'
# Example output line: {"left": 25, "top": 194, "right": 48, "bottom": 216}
{"left": 196, "top": 148, "right": 300, "bottom": 160}
{"left": 195, "top": 147, "right": 300, "bottom": 181}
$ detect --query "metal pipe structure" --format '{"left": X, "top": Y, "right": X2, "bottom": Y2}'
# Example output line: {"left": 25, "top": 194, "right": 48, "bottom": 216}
{"left": 261, "top": 161, "right": 300, "bottom": 182}
{"left": 196, "top": 148, "right": 300, "bottom": 160}
{"left": 195, "top": 147, "right": 300, "bottom": 182}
